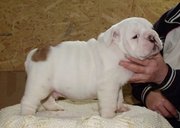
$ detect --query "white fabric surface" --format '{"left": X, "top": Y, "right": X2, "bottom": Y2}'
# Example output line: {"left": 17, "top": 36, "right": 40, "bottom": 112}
{"left": 0, "top": 100, "right": 172, "bottom": 128}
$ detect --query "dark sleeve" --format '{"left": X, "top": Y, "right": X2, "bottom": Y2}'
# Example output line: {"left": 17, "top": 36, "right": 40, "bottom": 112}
{"left": 131, "top": 83, "right": 154, "bottom": 105}
{"left": 131, "top": 3, "right": 180, "bottom": 106}
{"left": 153, "top": 3, "right": 180, "bottom": 109}
{"left": 158, "top": 65, "right": 180, "bottom": 109}
{"left": 153, "top": 3, "right": 180, "bottom": 42}
{"left": 131, "top": 64, "right": 180, "bottom": 109}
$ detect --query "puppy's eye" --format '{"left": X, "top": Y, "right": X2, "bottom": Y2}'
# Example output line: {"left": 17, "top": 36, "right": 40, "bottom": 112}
{"left": 132, "top": 35, "right": 138, "bottom": 39}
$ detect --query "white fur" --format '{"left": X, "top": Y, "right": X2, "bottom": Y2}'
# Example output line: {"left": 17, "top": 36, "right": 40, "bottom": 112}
{"left": 21, "top": 17, "right": 162, "bottom": 118}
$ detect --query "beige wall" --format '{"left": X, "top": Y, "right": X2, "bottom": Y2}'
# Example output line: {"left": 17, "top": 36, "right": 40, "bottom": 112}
{"left": 0, "top": 0, "right": 179, "bottom": 71}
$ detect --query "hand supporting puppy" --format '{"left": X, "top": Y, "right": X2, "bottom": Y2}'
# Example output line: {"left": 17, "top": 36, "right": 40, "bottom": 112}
{"left": 120, "top": 53, "right": 168, "bottom": 84}
{"left": 120, "top": 53, "right": 178, "bottom": 118}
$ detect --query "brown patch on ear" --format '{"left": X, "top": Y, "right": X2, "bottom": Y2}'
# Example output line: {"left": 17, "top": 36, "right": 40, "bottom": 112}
{"left": 32, "top": 45, "right": 50, "bottom": 62}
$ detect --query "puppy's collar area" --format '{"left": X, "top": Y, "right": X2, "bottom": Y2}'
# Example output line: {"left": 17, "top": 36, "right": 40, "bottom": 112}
{"left": 124, "top": 54, "right": 144, "bottom": 61}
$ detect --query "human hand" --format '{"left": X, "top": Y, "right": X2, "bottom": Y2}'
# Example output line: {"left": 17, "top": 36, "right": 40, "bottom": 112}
{"left": 145, "top": 91, "right": 177, "bottom": 118}
{"left": 119, "top": 53, "right": 168, "bottom": 84}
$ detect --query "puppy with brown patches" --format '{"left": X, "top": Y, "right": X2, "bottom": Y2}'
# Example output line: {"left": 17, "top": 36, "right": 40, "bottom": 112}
{"left": 21, "top": 17, "right": 162, "bottom": 118}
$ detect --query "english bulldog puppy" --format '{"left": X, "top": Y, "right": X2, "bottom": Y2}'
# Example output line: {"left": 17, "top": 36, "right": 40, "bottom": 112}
{"left": 21, "top": 17, "right": 162, "bottom": 118}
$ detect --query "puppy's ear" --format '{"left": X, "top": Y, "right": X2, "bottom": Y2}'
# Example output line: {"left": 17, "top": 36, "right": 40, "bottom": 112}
{"left": 102, "top": 27, "right": 120, "bottom": 46}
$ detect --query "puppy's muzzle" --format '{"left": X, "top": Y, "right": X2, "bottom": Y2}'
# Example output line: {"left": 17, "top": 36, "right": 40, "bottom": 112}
{"left": 148, "top": 35, "right": 156, "bottom": 43}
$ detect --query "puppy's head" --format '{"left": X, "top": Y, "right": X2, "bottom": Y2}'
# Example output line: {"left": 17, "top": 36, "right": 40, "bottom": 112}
{"left": 99, "top": 17, "right": 163, "bottom": 60}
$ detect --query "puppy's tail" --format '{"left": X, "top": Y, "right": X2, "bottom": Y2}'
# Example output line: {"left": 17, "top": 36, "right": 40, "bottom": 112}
{"left": 24, "top": 48, "right": 38, "bottom": 72}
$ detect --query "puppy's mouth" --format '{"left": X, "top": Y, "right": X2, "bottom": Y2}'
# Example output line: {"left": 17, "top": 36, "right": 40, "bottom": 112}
{"left": 148, "top": 35, "right": 156, "bottom": 43}
{"left": 139, "top": 36, "right": 162, "bottom": 60}
{"left": 153, "top": 44, "right": 161, "bottom": 52}
{"left": 148, "top": 35, "right": 162, "bottom": 52}
{"left": 145, "top": 43, "right": 162, "bottom": 59}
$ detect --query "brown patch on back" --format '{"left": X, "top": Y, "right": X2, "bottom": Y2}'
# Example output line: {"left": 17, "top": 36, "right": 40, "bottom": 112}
{"left": 32, "top": 45, "right": 50, "bottom": 62}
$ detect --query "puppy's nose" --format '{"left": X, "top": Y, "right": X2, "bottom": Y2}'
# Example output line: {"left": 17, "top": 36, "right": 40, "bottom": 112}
{"left": 148, "top": 35, "right": 156, "bottom": 43}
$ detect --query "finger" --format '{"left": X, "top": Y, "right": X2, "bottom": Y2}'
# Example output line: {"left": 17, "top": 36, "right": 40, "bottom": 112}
{"left": 156, "top": 99, "right": 176, "bottom": 118}
{"left": 157, "top": 105, "right": 173, "bottom": 117}
{"left": 120, "top": 61, "right": 145, "bottom": 73}
{"left": 129, "top": 74, "right": 148, "bottom": 83}
{"left": 163, "top": 100, "right": 178, "bottom": 118}
{"left": 126, "top": 57, "right": 149, "bottom": 66}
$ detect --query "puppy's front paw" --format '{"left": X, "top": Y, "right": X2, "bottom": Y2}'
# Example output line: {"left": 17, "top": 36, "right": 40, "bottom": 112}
{"left": 116, "top": 104, "right": 129, "bottom": 113}
{"left": 100, "top": 109, "right": 116, "bottom": 118}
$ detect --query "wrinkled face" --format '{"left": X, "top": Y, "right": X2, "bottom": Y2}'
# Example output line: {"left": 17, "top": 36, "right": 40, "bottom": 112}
{"left": 120, "top": 18, "right": 162, "bottom": 59}
{"left": 102, "top": 17, "right": 163, "bottom": 60}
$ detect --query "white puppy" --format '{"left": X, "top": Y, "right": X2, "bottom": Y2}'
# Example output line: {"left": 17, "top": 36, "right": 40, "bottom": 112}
{"left": 21, "top": 17, "right": 162, "bottom": 118}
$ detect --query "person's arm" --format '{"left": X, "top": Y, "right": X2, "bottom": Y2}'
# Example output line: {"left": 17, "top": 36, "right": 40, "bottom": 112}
{"left": 131, "top": 82, "right": 154, "bottom": 105}
{"left": 144, "top": 66, "right": 180, "bottom": 118}
{"left": 123, "top": 56, "right": 179, "bottom": 118}
{"left": 130, "top": 61, "right": 180, "bottom": 107}
{"left": 158, "top": 66, "right": 180, "bottom": 108}
{"left": 153, "top": 2, "right": 180, "bottom": 108}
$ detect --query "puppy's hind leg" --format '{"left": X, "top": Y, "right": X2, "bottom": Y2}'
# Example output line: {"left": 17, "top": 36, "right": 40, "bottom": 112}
{"left": 21, "top": 77, "right": 52, "bottom": 115}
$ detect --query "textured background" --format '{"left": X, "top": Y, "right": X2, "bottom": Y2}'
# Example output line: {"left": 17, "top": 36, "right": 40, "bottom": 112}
{"left": 0, "top": 0, "right": 179, "bottom": 71}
